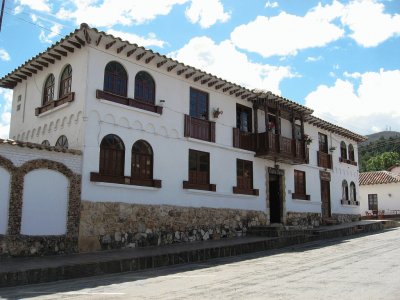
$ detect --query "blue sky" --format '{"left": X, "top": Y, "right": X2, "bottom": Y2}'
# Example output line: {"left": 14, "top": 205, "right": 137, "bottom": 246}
{"left": 0, "top": 0, "right": 399, "bottom": 138}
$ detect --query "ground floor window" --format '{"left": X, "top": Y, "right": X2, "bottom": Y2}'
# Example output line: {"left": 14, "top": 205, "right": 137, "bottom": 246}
{"left": 368, "top": 194, "right": 378, "bottom": 211}
{"left": 183, "top": 149, "right": 215, "bottom": 191}
{"left": 293, "top": 170, "right": 309, "bottom": 200}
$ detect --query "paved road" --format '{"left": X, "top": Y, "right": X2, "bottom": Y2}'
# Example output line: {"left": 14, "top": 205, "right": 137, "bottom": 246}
{"left": 1, "top": 228, "right": 400, "bottom": 300}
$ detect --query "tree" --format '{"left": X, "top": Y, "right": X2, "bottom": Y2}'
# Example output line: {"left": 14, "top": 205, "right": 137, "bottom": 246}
{"left": 365, "top": 152, "right": 400, "bottom": 171}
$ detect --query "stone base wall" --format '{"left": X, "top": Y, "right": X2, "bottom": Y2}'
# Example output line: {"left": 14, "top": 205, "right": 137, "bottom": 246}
{"left": 78, "top": 201, "right": 268, "bottom": 252}
{"left": 332, "top": 213, "right": 361, "bottom": 223}
{"left": 286, "top": 212, "right": 322, "bottom": 228}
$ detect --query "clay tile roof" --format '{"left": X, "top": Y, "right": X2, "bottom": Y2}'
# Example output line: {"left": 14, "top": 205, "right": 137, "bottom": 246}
{"left": 359, "top": 171, "right": 400, "bottom": 185}
{"left": 0, "top": 139, "right": 82, "bottom": 155}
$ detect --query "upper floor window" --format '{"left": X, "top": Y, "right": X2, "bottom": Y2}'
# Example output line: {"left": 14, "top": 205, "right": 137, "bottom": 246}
{"left": 318, "top": 133, "right": 328, "bottom": 153}
{"left": 99, "top": 134, "right": 125, "bottom": 177}
{"left": 340, "top": 141, "right": 347, "bottom": 159}
{"left": 131, "top": 140, "right": 153, "bottom": 181}
{"left": 59, "top": 65, "right": 72, "bottom": 98}
{"left": 190, "top": 88, "right": 208, "bottom": 120}
{"left": 348, "top": 144, "right": 355, "bottom": 161}
{"left": 43, "top": 74, "right": 55, "bottom": 105}
{"left": 236, "top": 104, "right": 252, "bottom": 133}
{"left": 350, "top": 181, "right": 356, "bottom": 202}
{"left": 134, "top": 71, "right": 155, "bottom": 104}
{"left": 55, "top": 135, "right": 68, "bottom": 149}
{"left": 342, "top": 180, "right": 349, "bottom": 200}
{"left": 104, "top": 61, "right": 127, "bottom": 97}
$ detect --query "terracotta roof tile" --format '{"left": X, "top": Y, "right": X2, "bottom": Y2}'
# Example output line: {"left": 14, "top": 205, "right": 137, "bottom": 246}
{"left": 359, "top": 171, "right": 400, "bottom": 185}
{"left": 0, "top": 139, "right": 82, "bottom": 155}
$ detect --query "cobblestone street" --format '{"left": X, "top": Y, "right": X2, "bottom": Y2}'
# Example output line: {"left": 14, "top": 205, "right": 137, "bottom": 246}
{"left": 1, "top": 228, "right": 400, "bottom": 300}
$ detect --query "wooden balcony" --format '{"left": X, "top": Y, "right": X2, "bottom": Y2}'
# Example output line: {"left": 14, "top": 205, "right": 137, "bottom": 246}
{"left": 232, "top": 129, "right": 308, "bottom": 164}
{"left": 184, "top": 115, "right": 216, "bottom": 142}
{"left": 35, "top": 92, "right": 75, "bottom": 116}
{"left": 317, "top": 151, "right": 333, "bottom": 169}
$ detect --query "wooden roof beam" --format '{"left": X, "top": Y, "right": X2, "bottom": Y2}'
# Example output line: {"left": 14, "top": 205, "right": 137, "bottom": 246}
{"left": 83, "top": 29, "right": 91, "bottom": 44}
{"left": 75, "top": 35, "right": 86, "bottom": 46}
{"left": 201, "top": 78, "right": 211, "bottom": 85}
{"left": 157, "top": 60, "right": 167, "bottom": 68}
{"left": 167, "top": 64, "right": 177, "bottom": 72}
{"left": 26, "top": 67, "right": 37, "bottom": 74}
{"left": 126, "top": 48, "right": 137, "bottom": 57}
{"left": 242, "top": 94, "right": 251, "bottom": 99}
{"left": 15, "top": 74, "right": 27, "bottom": 80}
{"left": 96, "top": 35, "right": 102, "bottom": 46}
{"left": 48, "top": 53, "right": 61, "bottom": 60}
{"left": 230, "top": 88, "right": 240, "bottom": 95}
{"left": 185, "top": 71, "right": 196, "bottom": 79}
{"left": 208, "top": 80, "right": 218, "bottom": 87}
{"left": 194, "top": 75, "right": 204, "bottom": 82}
{"left": 223, "top": 86, "right": 233, "bottom": 93}
{"left": 145, "top": 55, "right": 155, "bottom": 64}
{"left": 42, "top": 57, "right": 55, "bottom": 64}
{"left": 10, "top": 77, "right": 22, "bottom": 83}
{"left": 105, "top": 40, "right": 116, "bottom": 50}
{"left": 60, "top": 44, "right": 74, "bottom": 53}
{"left": 236, "top": 91, "right": 245, "bottom": 97}
{"left": 37, "top": 60, "right": 49, "bottom": 67}
{"left": 177, "top": 68, "right": 187, "bottom": 76}
{"left": 117, "top": 44, "right": 126, "bottom": 54}
{"left": 136, "top": 52, "right": 146, "bottom": 61}
{"left": 215, "top": 83, "right": 226, "bottom": 90}
{"left": 68, "top": 40, "right": 81, "bottom": 49}
{"left": 20, "top": 70, "right": 32, "bottom": 77}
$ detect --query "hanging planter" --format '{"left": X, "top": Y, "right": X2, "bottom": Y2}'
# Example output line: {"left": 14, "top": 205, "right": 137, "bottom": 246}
{"left": 212, "top": 107, "right": 223, "bottom": 118}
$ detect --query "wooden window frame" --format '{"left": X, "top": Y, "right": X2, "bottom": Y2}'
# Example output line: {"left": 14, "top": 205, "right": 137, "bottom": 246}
{"left": 43, "top": 74, "right": 55, "bottom": 105}
{"left": 134, "top": 71, "right": 155, "bottom": 105}
{"left": 368, "top": 194, "right": 378, "bottom": 211}
{"left": 318, "top": 133, "right": 328, "bottom": 153}
{"left": 236, "top": 104, "right": 252, "bottom": 133}
{"left": 104, "top": 61, "right": 128, "bottom": 97}
{"left": 55, "top": 135, "right": 68, "bottom": 149}
{"left": 292, "top": 169, "right": 310, "bottom": 200}
{"left": 190, "top": 87, "right": 209, "bottom": 120}
{"left": 340, "top": 141, "right": 347, "bottom": 160}
{"left": 233, "top": 159, "right": 259, "bottom": 196}
{"left": 99, "top": 134, "right": 125, "bottom": 178}
{"left": 59, "top": 64, "right": 72, "bottom": 98}
{"left": 183, "top": 149, "right": 216, "bottom": 191}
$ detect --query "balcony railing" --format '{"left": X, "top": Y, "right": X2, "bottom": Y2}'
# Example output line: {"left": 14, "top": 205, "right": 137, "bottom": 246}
{"left": 35, "top": 92, "right": 75, "bottom": 116}
{"left": 317, "top": 151, "right": 332, "bottom": 169}
{"left": 184, "top": 115, "right": 215, "bottom": 142}
{"left": 232, "top": 128, "right": 254, "bottom": 151}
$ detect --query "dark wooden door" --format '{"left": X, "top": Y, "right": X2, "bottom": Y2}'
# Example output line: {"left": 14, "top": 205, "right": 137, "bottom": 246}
{"left": 269, "top": 175, "right": 281, "bottom": 223}
{"left": 321, "top": 180, "right": 331, "bottom": 219}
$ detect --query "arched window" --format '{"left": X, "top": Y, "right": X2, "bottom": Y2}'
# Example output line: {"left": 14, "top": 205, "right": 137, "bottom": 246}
{"left": 41, "top": 140, "right": 50, "bottom": 146}
{"left": 131, "top": 140, "right": 153, "bottom": 181}
{"left": 99, "top": 134, "right": 125, "bottom": 177}
{"left": 340, "top": 141, "right": 347, "bottom": 159}
{"left": 350, "top": 182, "right": 356, "bottom": 201}
{"left": 43, "top": 74, "right": 55, "bottom": 105}
{"left": 342, "top": 180, "right": 349, "bottom": 200}
{"left": 104, "top": 61, "right": 127, "bottom": 97}
{"left": 59, "top": 64, "right": 72, "bottom": 97}
{"left": 55, "top": 135, "right": 68, "bottom": 149}
{"left": 134, "top": 71, "right": 155, "bottom": 104}
{"left": 348, "top": 144, "right": 355, "bottom": 161}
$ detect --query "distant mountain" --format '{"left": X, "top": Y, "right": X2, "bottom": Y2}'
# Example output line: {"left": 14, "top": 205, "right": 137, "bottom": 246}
{"left": 361, "top": 131, "right": 400, "bottom": 145}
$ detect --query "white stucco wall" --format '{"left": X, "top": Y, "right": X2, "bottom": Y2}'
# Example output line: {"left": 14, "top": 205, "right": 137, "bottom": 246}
{"left": 0, "top": 167, "right": 10, "bottom": 234}
{"left": 360, "top": 183, "right": 400, "bottom": 215}
{"left": 20, "top": 169, "right": 69, "bottom": 235}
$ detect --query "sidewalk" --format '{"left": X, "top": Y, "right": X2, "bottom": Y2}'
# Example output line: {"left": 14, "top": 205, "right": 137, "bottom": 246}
{"left": 0, "top": 220, "right": 397, "bottom": 288}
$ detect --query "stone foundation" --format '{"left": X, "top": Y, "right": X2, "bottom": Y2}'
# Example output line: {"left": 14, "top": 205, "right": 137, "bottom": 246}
{"left": 78, "top": 201, "right": 268, "bottom": 252}
{"left": 332, "top": 213, "right": 361, "bottom": 223}
{"left": 286, "top": 212, "right": 322, "bottom": 228}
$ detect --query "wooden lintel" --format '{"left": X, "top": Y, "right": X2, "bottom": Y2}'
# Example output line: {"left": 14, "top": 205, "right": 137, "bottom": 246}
{"left": 136, "top": 52, "right": 146, "bottom": 61}
{"left": 61, "top": 44, "right": 74, "bottom": 53}
{"left": 167, "top": 65, "right": 177, "bottom": 72}
{"left": 157, "top": 60, "right": 167, "bottom": 68}
{"left": 186, "top": 72, "right": 195, "bottom": 79}
{"left": 117, "top": 44, "right": 126, "bottom": 54}
{"left": 201, "top": 78, "right": 211, "bottom": 84}
{"left": 48, "top": 53, "right": 61, "bottom": 60}
{"left": 36, "top": 60, "right": 49, "bottom": 67}
{"left": 194, "top": 75, "right": 204, "bottom": 82}
{"left": 105, "top": 40, "right": 116, "bottom": 50}
{"left": 20, "top": 70, "right": 32, "bottom": 77}
{"left": 10, "top": 77, "right": 22, "bottom": 83}
{"left": 126, "top": 48, "right": 137, "bottom": 57}
{"left": 42, "top": 57, "right": 55, "bottom": 64}
{"left": 222, "top": 86, "right": 233, "bottom": 92}
{"left": 96, "top": 35, "right": 103, "bottom": 46}
{"left": 230, "top": 88, "right": 240, "bottom": 95}
{"left": 83, "top": 30, "right": 91, "bottom": 44}
{"left": 177, "top": 68, "right": 187, "bottom": 76}
{"left": 145, "top": 55, "right": 155, "bottom": 64}
{"left": 215, "top": 83, "right": 226, "bottom": 90}
{"left": 15, "top": 74, "right": 27, "bottom": 80}
{"left": 26, "top": 67, "right": 37, "bottom": 74}
{"left": 208, "top": 81, "right": 218, "bottom": 87}
{"left": 75, "top": 35, "right": 86, "bottom": 46}
{"left": 68, "top": 40, "right": 81, "bottom": 49}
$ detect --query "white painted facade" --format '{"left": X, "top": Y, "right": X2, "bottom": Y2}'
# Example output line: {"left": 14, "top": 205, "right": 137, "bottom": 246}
{"left": 360, "top": 183, "right": 400, "bottom": 215}
{"left": 0, "top": 167, "right": 10, "bottom": 234}
{"left": 4, "top": 25, "right": 364, "bottom": 225}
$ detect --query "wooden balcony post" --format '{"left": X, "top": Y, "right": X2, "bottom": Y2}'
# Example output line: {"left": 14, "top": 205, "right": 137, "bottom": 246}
{"left": 301, "top": 115, "right": 306, "bottom": 159}
{"left": 253, "top": 102, "right": 259, "bottom": 151}
{"left": 291, "top": 112, "right": 296, "bottom": 158}
{"left": 275, "top": 108, "right": 281, "bottom": 153}
{"left": 264, "top": 102, "right": 269, "bottom": 151}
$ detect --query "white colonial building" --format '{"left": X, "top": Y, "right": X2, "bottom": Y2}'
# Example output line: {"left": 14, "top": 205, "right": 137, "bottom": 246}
{"left": 0, "top": 24, "right": 366, "bottom": 255}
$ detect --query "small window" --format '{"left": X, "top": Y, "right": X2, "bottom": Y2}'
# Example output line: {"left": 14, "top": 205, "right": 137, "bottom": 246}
{"left": 190, "top": 88, "right": 209, "bottom": 120}
{"left": 17, "top": 104, "right": 21, "bottom": 111}
{"left": 368, "top": 194, "right": 378, "bottom": 211}
{"left": 17, "top": 95, "right": 22, "bottom": 102}
{"left": 41, "top": 140, "right": 50, "bottom": 146}
{"left": 348, "top": 144, "right": 355, "bottom": 161}
{"left": 104, "top": 61, "right": 128, "bottom": 97}
{"left": 350, "top": 181, "right": 356, "bottom": 201}
{"left": 340, "top": 141, "right": 347, "bottom": 159}
{"left": 293, "top": 170, "right": 309, "bottom": 200}
{"left": 131, "top": 140, "right": 153, "bottom": 180}
{"left": 318, "top": 133, "right": 328, "bottom": 153}
{"left": 99, "top": 134, "right": 125, "bottom": 177}
{"left": 43, "top": 74, "right": 55, "bottom": 105}
{"left": 134, "top": 71, "right": 155, "bottom": 104}
{"left": 55, "top": 135, "right": 68, "bottom": 149}
{"left": 187, "top": 149, "right": 210, "bottom": 187}
{"left": 237, "top": 159, "right": 253, "bottom": 190}
{"left": 342, "top": 180, "right": 349, "bottom": 200}
{"left": 236, "top": 104, "right": 252, "bottom": 133}
{"left": 59, "top": 64, "right": 72, "bottom": 98}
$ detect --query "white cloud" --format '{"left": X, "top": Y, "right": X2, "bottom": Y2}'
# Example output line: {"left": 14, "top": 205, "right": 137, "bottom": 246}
{"left": 0, "top": 49, "right": 10, "bottom": 61}
{"left": 15, "top": 0, "right": 51, "bottom": 13}
{"left": 306, "top": 56, "right": 322, "bottom": 62}
{"left": 231, "top": 1, "right": 345, "bottom": 57}
{"left": 343, "top": 71, "right": 361, "bottom": 79}
{"left": 0, "top": 88, "right": 13, "bottom": 139}
{"left": 341, "top": 0, "right": 400, "bottom": 47}
{"left": 38, "top": 23, "right": 62, "bottom": 44}
{"left": 56, "top": 0, "right": 188, "bottom": 27}
{"left": 265, "top": 1, "right": 278, "bottom": 8}
{"left": 185, "top": 0, "right": 230, "bottom": 28}
{"left": 107, "top": 29, "right": 165, "bottom": 48}
{"left": 169, "top": 36, "right": 296, "bottom": 94}
{"left": 305, "top": 69, "right": 400, "bottom": 134}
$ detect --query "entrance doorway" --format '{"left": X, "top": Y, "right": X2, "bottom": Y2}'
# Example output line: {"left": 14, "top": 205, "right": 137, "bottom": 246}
{"left": 320, "top": 179, "right": 331, "bottom": 219}
{"left": 269, "top": 174, "right": 282, "bottom": 223}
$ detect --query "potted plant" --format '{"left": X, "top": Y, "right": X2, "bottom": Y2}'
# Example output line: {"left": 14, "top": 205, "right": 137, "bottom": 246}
{"left": 212, "top": 107, "right": 223, "bottom": 118}
{"left": 304, "top": 134, "right": 312, "bottom": 145}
